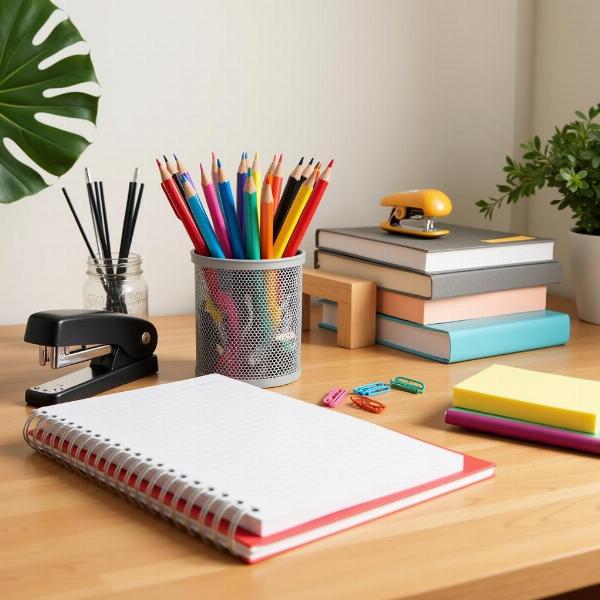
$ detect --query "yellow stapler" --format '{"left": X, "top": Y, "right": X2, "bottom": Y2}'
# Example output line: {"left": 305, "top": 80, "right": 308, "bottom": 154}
{"left": 380, "top": 189, "right": 453, "bottom": 238}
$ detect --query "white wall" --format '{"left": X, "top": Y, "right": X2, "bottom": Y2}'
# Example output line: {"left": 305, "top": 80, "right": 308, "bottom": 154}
{"left": 527, "top": 0, "right": 600, "bottom": 297}
{"left": 1, "top": 0, "right": 529, "bottom": 324}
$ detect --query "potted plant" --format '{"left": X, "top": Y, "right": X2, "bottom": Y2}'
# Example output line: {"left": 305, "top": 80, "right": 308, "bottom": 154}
{"left": 477, "top": 104, "right": 600, "bottom": 324}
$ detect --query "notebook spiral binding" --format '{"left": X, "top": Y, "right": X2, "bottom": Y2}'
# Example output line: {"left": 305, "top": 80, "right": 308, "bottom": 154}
{"left": 23, "top": 411, "right": 250, "bottom": 557}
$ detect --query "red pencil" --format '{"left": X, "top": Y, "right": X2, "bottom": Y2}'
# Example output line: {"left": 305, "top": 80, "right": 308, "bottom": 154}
{"left": 156, "top": 159, "right": 209, "bottom": 255}
{"left": 282, "top": 159, "right": 333, "bottom": 258}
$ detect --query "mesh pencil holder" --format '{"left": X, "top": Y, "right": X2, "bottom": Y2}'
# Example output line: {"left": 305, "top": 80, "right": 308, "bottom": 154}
{"left": 191, "top": 250, "right": 305, "bottom": 387}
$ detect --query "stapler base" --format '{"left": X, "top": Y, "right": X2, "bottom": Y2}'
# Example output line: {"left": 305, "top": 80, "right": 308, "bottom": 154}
{"left": 25, "top": 355, "right": 158, "bottom": 407}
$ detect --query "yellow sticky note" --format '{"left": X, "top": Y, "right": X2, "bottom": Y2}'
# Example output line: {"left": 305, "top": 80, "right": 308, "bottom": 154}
{"left": 453, "top": 364, "right": 600, "bottom": 433}
{"left": 482, "top": 235, "right": 535, "bottom": 244}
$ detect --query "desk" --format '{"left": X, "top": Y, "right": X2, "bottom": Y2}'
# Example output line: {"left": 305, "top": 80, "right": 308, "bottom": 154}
{"left": 1, "top": 297, "right": 599, "bottom": 600}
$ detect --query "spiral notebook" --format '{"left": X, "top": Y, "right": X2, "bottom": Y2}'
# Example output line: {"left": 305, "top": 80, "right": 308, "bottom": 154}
{"left": 24, "top": 374, "right": 494, "bottom": 562}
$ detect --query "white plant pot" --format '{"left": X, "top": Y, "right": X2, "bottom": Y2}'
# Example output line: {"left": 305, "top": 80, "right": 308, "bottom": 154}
{"left": 568, "top": 228, "right": 600, "bottom": 324}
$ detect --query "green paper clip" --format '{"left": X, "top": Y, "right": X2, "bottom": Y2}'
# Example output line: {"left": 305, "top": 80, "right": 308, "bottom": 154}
{"left": 390, "top": 376, "right": 425, "bottom": 394}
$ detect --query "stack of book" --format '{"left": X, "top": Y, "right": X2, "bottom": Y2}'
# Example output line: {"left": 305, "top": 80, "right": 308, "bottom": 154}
{"left": 446, "top": 365, "right": 600, "bottom": 454}
{"left": 315, "top": 224, "right": 570, "bottom": 362}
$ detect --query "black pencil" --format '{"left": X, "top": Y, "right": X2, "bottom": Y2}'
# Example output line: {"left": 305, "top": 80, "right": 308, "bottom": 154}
{"left": 273, "top": 157, "right": 305, "bottom": 238}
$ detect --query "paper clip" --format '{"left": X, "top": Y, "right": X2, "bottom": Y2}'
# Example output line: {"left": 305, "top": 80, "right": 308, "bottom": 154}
{"left": 390, "top": 376, "right": 425, "bottom": 394}
{"left": 352, "top": 382, "right": 390, "bottom": 397}
{"left": 322, "top": 387, "right": 347, "bottom": 408}
{"left": 351, "top": 395, "right": 386, "bottom": 414}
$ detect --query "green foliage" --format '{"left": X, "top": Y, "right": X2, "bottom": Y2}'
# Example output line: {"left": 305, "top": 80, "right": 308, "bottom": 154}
{"left": 477, "top": 104, "right": 600, "bottom": 235}
{"left": 0, "top": 0, "right": 99, "bottom": 203}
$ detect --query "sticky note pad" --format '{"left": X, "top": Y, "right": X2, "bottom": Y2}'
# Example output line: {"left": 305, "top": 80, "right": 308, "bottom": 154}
{"left": 453, "top": 364, "right": 600, "bottom": 434}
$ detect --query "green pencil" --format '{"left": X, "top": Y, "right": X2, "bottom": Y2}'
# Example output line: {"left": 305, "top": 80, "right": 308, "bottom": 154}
{"left": 244, "top": 168, "right": 260, "bottom": 260}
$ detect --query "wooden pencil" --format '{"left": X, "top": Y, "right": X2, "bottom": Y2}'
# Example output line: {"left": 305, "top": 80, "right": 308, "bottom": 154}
{"left": 260, "top": 175, "right": 274, "bottom": 259}
{"left": 236, "top": 152, "right": 248, "bottom": 242}
{"left": 283, "top": 159, "right": 333, "bottom": 257}
{"left": 244, "top": 168, "right": 260, "bottom": 260}
{"left": 272, "top": 154, "right": 284, "bottom": 212}
{"left": 273, "top": 156, "right": 304, "bottom": 238}
{"left": 273, "top": 170, "right": 317, "bottom": 258}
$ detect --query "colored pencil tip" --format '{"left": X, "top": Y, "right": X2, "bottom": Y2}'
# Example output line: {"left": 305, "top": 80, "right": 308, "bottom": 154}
{"left": 155, "top": 158, "right": 161, "bottom": 168}
{"left": 173, "top": 153, "right": 178, "bottom": 161}
{"left": 299, "top": 156, "right": 304, "bottom": 165}
{"left": 163, "top": 154, "right": 168, "bottom": 164}
{"left": 278, "top": 153, "right": 283, "bottom": 163}
{"left": 133, "top": 167, "right": 139, "bottom": 182}
{"left": 199, "top": 162, "right": 205, "bottom": 174}
{"left": 84, "top": 167, "right": 92, "bottom": 184}
{"left": 308, "top": 158, "right": 314, "bottom": 165}
{"left": 244, "top": 152, "right": 248, "bottom": 159}
{"left": 247, "top": 168, "right": 252, "bottom": 177}
{"left": 327, "top": 159, "right": 334, "bottom": 168}
{"left": 241, "top": 152, "right": 245, "bottom": 159}
{"left": 217, "top": 158, "right": 222, "bottom": 168}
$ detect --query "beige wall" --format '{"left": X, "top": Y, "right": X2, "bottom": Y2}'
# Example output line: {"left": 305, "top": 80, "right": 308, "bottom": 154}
{"left": 526, "top": 0, "right": 600, "bottom": 297}
{"left": 0, "top": 0, "right": 561, "bottom": 324}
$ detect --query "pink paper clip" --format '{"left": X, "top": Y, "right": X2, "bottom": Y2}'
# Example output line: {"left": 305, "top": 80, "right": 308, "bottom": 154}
{"left": 322, "top": 387, "right": 347, "bottom": 408}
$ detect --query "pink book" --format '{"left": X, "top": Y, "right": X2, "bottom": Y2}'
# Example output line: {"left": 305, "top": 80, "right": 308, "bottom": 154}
{"left": 445, "top": 408, "right": 600, "bottom": 455}
{"left": 378, "top": 286, "right": 547, "bottom": 325}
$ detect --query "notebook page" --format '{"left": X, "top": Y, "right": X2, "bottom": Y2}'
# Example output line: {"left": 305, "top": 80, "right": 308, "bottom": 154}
{"left": 37, "top": 375, "right": 463, "bottom": 536}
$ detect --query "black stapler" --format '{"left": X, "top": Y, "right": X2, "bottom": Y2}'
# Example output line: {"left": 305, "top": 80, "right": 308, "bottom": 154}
{"left": 24, "top": 310, "right": 158, "bottom": 407}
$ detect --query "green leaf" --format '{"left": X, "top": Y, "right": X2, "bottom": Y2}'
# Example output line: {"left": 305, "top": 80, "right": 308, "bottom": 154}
{"left": 575, "top": 110, "right": 587, "bottom": 121}
{"left": 0, "top": 0, "right": 99, "bottom": 203}
{"left": 534, "top": 136, "right": 541, "bottom": 150}
{"left": 560, "top": 168, "right": 572, "bottom": 180}
{"left": 593, "top": 156, "right": 600, "bottom": 169}
{"left": 577, "top": 170, "right": 588, "bottom": 179}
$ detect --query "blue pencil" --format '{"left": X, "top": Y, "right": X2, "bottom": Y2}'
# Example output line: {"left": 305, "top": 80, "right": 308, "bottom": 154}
{"left": 236, "top": 152, "right": 248, "bottom": 245}
{"left": 217, "top": 159, "right": 246, "bottom": 259}
{"left": 181, "top": 179, "right": 225, "bottom": 259}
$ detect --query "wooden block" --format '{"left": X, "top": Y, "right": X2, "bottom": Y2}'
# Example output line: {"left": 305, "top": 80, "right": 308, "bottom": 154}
{"left": 303, "top": 268, "right": 376, "bottom": 349}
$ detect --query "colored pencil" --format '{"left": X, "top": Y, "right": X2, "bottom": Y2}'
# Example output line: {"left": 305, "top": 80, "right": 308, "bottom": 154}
{"left": 200, "top": 163, "right": 233, "bottom": 258}
{"left": 273, "top": 156, "right": 304, "bottom": 237}
{"left": 283, "top": 159, "right": 334, "bottom": 257}
{"left": 252, "top": 152, "right": 261, "bottom": 224}
{"left": 236, "top": 152, "right": 248, "bottom": 242}
{"left": 156, "top": 159, "right": 209, "bottom": 255}
{"left": 272, "top": 154, "right": 284, "bottom": 211}
{"left": 260, "top": 175, "right": 274, "bottom": 259}
{"left": 217, "top": 160, "right": 246, "bottom": 259}
{"left": 299, "top": 157, "right": 315, "bottom": 184}
{"left": 244, "top": 168, "right": 260, "bottom": 260}
{"left": 182, "top": 179, "right": 225, "bottom": 258}
{"left": 273, "top": 170, "right": 317, "bottom": 258}
{"left": 211, "top": 151, "right": 223, "bottom": 209}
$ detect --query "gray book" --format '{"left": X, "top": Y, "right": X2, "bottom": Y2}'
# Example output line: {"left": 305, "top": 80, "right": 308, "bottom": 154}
{"left": 315, "top": 249, "right": 561, "bottom": 299}
{"left": 316, "top": 224, "right": 555, "bottom": 274}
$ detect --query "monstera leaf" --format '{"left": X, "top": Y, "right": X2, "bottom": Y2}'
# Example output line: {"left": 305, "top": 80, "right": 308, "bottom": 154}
{"left": 0, "top": 0, "right": 99, "bottom": 203}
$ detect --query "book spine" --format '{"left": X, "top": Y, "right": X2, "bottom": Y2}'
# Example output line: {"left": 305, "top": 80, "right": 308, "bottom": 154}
{"left": 447, "top": 311, "right": 570, "bottom": 362}
{"left": 23, "top": 411, "right": 249, "bottom": 559}
{"left": 445, "top": 408, "right": 600, "bottom": 455}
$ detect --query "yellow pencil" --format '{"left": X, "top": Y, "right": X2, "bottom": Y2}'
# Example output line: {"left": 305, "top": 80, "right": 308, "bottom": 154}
{"left": 272, "top": 170, "right": 317, "bottom": 258}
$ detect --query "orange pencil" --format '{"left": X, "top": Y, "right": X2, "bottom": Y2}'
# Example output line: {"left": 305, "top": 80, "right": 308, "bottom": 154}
{"left": 260, "top": 175, "right": 274, "bottom": 259}
{"left": 271, "top": 154, "right": 284, "bottom": 211}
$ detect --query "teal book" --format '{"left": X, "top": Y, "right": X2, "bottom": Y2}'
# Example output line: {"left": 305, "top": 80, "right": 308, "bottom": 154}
{"left": 319, "top": 301, "right": 570, "bottom": 363}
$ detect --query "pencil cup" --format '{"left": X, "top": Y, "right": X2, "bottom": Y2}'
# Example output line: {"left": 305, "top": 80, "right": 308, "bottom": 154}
{"left": 191, "top": 250, "right": 305, "bottom": 387}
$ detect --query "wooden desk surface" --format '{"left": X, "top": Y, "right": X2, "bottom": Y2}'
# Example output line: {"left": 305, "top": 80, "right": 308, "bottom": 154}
{"left": 1, "top": 297, "right": 600, "bottom": 600}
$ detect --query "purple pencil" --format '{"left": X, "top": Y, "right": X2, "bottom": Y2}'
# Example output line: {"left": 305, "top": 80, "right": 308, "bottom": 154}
{"left": 445, "top": 408, "right": 600, "bottom": 455}
{"left": 200, "top": 163, "right": 232, "bottom": 258}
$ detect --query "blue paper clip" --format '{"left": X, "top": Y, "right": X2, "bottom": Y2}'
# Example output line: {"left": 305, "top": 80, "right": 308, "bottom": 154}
{"left": 352, "top": 382, "right": 390, "bottom": 397}
{"left": 390, "top": 376, "right": 425, "bottom": 394}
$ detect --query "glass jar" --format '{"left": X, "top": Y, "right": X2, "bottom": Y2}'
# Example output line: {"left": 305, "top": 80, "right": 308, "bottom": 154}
{"left": 83, "top": 253, "right": 148, "bottom": 317}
